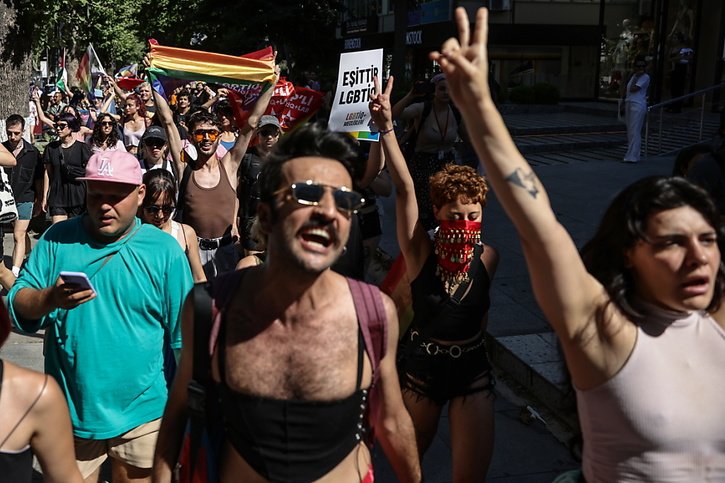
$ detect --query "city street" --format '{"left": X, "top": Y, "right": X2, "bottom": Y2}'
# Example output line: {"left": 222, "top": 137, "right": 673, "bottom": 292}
{"left": 0, "top": 104, "right": 712, "bottom": 480}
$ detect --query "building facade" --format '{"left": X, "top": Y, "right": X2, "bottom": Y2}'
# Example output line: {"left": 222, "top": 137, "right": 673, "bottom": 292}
{"left": 337, "top": 0, "right": 725, "bottom": 102}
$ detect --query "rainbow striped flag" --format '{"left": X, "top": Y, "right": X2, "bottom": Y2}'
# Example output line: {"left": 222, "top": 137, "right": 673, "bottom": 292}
{"left": 75, "top": 44, "right": 106, "bottom": 98}
{"left": 146, "top": 40, "right": 276, "bottom": 111}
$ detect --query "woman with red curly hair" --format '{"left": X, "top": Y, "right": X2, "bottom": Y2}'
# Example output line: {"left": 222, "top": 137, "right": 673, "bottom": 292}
{"left": 121, "top": 93, "right": 149, "bottom": 154}
{"left": 370, "top": 76, "right": 499, "bottom": 481}
{"left": 0, "top": 304, "right": 82, "bottom": 482}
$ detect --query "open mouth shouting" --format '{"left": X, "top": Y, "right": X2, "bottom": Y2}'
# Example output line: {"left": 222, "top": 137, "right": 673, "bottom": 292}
{"left": 299, "top": 225, "right": 336, "bottom": 253}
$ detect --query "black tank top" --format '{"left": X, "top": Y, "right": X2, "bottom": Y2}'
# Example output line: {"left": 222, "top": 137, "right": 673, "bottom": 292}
{"left": 0, "top": 360, "right": 34, "bottom": 483}
{"left": 410, "top": 243, "right": 491, "bottom": 341}
{"left": 216, "top": 322, "right": 369, "bottom": 482}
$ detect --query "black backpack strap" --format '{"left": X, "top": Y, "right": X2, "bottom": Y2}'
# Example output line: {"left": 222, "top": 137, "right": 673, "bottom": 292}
{"left": 186, "top": 282, "right": 213, "bottom": 480}
{"left": 174, "top": 164, "right": 193, "bottom": 223}
{"left": 238, "top": 153, "right": 253, "bottom": 220}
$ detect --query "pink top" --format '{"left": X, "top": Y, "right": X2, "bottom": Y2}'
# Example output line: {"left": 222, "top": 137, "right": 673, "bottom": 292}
{"left": 576, "top": 302, "right": 725, "bottom": 482}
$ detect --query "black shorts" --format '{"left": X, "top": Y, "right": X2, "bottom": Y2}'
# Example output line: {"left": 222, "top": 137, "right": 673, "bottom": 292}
{"left": 49, "top": 205, "right": 85, "bottom": 217}
{"left": 397, "top": 328, "right": 495, "bottom": 406}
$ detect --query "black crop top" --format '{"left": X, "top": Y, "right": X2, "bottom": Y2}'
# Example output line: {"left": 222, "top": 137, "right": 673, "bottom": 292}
{"left": 216, "top": 321, "right": 369, "bottom": 482}
{"left": 0, "top": 360, "right": 34, "bottom": 483}
{"left": 410, "top": 243, "right": 491, "bottom": 341}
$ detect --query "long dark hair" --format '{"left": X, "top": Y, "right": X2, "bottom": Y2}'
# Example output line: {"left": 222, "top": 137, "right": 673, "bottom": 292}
{"left": 142, "top": 169, "right": 177, "bottom": 207}
{"left": 91, "top": 113, "right": 120, "bottom": 149}
{"left": 581, "top": 176, "right": 725, "bottom": 318}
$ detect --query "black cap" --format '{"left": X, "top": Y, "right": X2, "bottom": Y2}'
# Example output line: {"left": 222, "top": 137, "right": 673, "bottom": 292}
{"left": 142, "top": 125, "right": 167, "bottom": 143}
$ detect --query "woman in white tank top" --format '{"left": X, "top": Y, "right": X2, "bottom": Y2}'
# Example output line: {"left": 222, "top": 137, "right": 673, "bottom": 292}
{"left": 122, "top": 93, "right": 149, "bottom": 155}
{"left": 139, "top": 170, "right": 206, "bottom": 283}
{"left": 434, "top": 9, "right": 725, "bottom": 482}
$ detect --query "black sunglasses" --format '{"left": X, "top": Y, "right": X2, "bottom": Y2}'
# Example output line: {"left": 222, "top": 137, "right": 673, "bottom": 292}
{"left": 259, "top": 128, "right": 280, "bottom": 137}
{"left": 55, "top": 123, "right": 68, "bottom": 130}
{"left": 275, "top": 180, "right": 365, "bottom": 214}
{"left": 143, "top": 204, "right": 175, "bottom": 216}
{"left": 99, "top": 121, "right": 114, "bottom": 126}
{"left": 144, "top": 139, "right": 166, "bottom": 148}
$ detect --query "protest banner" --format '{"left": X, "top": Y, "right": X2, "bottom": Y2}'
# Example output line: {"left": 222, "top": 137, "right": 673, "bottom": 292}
{"left": 328, "top": 48, "right": 382, "bottom": 133}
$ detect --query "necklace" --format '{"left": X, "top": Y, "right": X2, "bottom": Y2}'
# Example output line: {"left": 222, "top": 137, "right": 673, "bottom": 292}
{"left": 432, "top": 104, "right": 450, "bottom": 143}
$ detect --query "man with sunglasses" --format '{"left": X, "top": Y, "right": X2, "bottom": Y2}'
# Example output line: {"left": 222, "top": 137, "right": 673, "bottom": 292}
{"left": 154, "top": 123, "right": 421, "bottom": 483}
{"left": 9, "top": 150, "right": 193, "bottom": 483}
{"left": 152, "top": 67, "right": 278, "bottom": 279}
{"left": 238, "top": 115, "right": 282, "bottom": 253}
{"left": 3, "top": 114, "right": 41, "bottom": 279}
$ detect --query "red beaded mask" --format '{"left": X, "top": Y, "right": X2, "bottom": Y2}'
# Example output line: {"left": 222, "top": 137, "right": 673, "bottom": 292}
{"left": 434, "top": 219, "right": 482, "bottom": 291}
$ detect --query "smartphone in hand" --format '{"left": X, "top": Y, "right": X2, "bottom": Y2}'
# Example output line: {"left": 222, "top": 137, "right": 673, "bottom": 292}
{"left": 59, "top": 271, "right": 96, "bottom": 294}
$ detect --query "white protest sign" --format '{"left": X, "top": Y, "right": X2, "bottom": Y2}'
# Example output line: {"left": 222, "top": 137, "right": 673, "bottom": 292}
{"left": 328, "top": 49, "right": 383, "bottom": 133}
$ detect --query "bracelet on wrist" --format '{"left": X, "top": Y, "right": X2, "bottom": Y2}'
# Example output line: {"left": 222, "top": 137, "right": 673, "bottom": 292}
{"left": 379, "top": 127, "right": 395, "bottom": 135}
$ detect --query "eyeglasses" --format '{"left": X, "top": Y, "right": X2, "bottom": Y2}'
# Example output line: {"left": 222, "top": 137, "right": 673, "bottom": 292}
{"left": 99, "top": 121, "right": 114, "bottom": 127}
{"left": 144, "top": 139, "right": 165, "bottom": 149}
{"left": 143, "top": 204, "right": 175, "bottom": 216}
{"left": 259, "top": 128, "right": 280, "bottom": 138}
{"left": 193, "top": 129, "right": 219, "bottom": 143}
{"left": 55, "top": 123, "right": 68, "bottom": 130}
{"left": 275, "top": 180, "right": 365, "bottom": 215}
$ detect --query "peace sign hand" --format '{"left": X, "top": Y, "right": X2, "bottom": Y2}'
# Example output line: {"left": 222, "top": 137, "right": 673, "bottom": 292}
{"left": 368, "top": 75, "right": 394, "bottom": 132}
{"left": 429, "top": 7, "right": 493, "bottom": 112}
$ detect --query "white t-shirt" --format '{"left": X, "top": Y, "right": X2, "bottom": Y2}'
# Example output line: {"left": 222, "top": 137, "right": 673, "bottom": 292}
{"left": 625, "top": 73, "right": 650, "bottom": 106}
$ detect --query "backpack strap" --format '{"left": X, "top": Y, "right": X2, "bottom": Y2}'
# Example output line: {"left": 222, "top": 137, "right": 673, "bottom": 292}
{"left": 186, "top": 282, "right": 213, "bottom": 480}
{"left": 347, "top": 278, "right": 387, "bottom": 379}
{"left": 174, "top": 164, "right": 193, "bottom": 223}
{"left": 347, "top": 278, "right": 388, "bottom": 446}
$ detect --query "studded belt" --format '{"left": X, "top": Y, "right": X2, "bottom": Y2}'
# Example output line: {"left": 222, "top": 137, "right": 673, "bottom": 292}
{"left": 409, "top": 330, "right": 485, "bottom": 359}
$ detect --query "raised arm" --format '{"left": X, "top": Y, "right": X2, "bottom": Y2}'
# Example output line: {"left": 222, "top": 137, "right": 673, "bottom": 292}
{"left": 105, "top": 75, "right": 130, "bottom": 102}
{"left": 369, "top": 76, "right": 430, "bottom": 273}
{"left": 222, "top": 66, "right": 280, "bottom": 173}
{"left": 151, "top": 84, "right": 184, "bottom": 177}
{"left": 32, "top": 94, "right": 55, "bottom": 128}
{"left": 374, "top": 294, "right": 422, "bottom": 483}
{"left": 431, "top": 8, "right": 605, "bottom": 341}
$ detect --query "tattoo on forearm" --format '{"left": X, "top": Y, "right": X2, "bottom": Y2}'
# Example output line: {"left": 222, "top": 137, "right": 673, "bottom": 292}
{"left": 505, "top": 168, "right": 539, "bottom": 199}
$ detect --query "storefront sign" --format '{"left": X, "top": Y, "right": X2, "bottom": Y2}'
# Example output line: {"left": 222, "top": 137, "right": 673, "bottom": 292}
{"left": 406, "top": 30, "right": 422, "bottom": 45}
{"left": 344, "top": 38, "right": 362, "bottom": 50}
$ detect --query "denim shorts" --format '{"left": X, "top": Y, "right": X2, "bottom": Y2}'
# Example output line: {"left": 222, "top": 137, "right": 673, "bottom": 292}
{"left": 15, "top": 202, "right": 33, "bottom": 221}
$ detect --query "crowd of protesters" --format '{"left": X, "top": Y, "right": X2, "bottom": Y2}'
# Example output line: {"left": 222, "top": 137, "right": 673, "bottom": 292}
{"left": 1, "top": 10, "right": 724, "bottom": 483}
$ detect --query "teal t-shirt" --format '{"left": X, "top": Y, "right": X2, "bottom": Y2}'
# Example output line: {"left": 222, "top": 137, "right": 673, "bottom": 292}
{"left": 8, "top": 216, "right": 193, "bottom": 439}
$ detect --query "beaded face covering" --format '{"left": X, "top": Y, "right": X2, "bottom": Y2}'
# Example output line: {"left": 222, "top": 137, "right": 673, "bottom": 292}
{"left": 434, "top": 219, "right": 482, "bottom": 292}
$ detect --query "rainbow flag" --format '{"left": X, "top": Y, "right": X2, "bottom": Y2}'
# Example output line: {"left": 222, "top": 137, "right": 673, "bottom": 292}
{"left": 76, "top": 44, "right": 106, "bottom": 98}
{"left": 146, "top": 40, "right": 276, "bottom": 112}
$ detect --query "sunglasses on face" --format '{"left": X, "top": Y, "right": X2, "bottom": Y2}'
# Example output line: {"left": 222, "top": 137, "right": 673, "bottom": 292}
{"left": 275, "top": 180, "right": 365, "bottom": 215}
{"left": 259, "top": 128, "right": 280, "bottom": 138}
{"left": 193, "top": 129, "right": 219, "bottom": 143}
{"left": 55, "top": 123, "right": 68, "bottom": 130}
{"left": 144, "top": 139, "right": 165, "bottom": 149}
{"left": 99, "top": 121, "right": 114, "bottom": 127}
{"left": 143, "top": 204, "right": 175, "bottom": 216}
